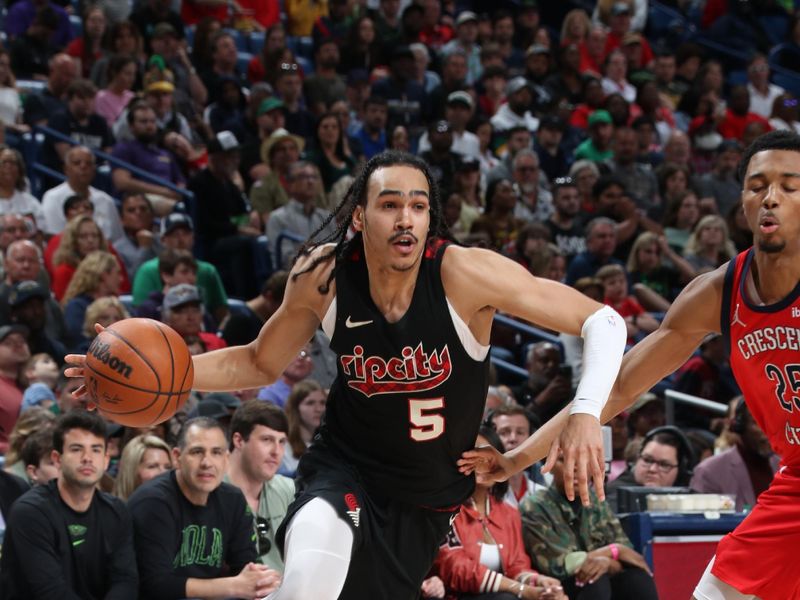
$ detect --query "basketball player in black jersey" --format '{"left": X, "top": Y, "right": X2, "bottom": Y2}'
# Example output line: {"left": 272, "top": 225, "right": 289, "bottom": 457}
{"left": 67, "top": 151, "right": 626, "bottom": 600}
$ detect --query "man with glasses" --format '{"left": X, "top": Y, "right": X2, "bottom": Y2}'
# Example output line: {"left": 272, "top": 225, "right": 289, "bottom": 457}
{"left": 226, "top": 401, "right": 295, "bottom": 572}
{"left": 128, "top": 417, "right": 281, "bottom": 599}
{"left": 41, "top": 146, "right": 124, "bottom": 243}
{"left": 266, "top": 162, "right": 335, "bottom": 270}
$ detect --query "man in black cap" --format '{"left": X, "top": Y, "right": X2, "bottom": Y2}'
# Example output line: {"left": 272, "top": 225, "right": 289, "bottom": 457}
{"left": 420, "top": 120, "right": 460, "bottom": 197}
{"left": 188, "top": 131, "right": 264, "bottom": 299}
{"left": 371, "top": 44, "right": 427, "bottom": 137}
{"left": 8, "top": 280, "right": 66, "bottom": 364}
{"left": 132, "top": 213, "right": 229, "bottom": 325}
{"left": 418, "top": 91, "right": 479, "bottom": 159}
{"left": 535, "top": 115, "right": 570, "bottom": 181}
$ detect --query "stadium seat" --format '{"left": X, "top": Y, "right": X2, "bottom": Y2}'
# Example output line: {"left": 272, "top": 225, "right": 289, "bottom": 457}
{"left": 69, "top": 14, "right": 82, "bottom": 37}
{"left": 226, "top": 28, "right": 248, "bottom": 52}
{"left": 119, "top": 295, "right": 135, "bottom": 314}
{"left": 237, "top": 51, "right": 254, "bottom": 75}
{"left": 249, "top": 31, "right": 265, "bottom": 55}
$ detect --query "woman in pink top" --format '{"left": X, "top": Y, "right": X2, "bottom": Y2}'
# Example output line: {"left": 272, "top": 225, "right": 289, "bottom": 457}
{"left": 95, "top": 55, "right": 138, "bottom": 128}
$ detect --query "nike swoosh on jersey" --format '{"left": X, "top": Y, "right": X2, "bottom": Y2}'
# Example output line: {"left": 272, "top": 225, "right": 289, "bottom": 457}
{"left": 345, "top": 316, "right": 373, "bottom": 328}
{"left": 72, "top": 539, "right": 86, "bottom": 547}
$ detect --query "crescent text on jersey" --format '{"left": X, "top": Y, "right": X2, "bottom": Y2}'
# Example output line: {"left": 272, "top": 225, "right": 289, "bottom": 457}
{"left": 339, "top": 343, "right": 453, "bottom": 397}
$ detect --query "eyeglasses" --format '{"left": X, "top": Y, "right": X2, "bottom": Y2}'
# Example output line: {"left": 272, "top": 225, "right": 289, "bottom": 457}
{"left": 255, "top": 516, "right": 272, "bottom": 554}
{"left": 280, "top": 62, "right": 299, "bottom": 72}
{"left": 639, "top": 454, "right": 678, "bottom": 473}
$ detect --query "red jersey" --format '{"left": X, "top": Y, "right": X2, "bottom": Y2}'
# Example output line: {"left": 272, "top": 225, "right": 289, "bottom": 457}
{"left": 723, "top": 249, "right": 800, "bottom": 467}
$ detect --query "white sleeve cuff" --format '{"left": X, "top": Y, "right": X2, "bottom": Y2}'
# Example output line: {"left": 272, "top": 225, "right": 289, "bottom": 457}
{"left": 569, "top": 305, "right": 627, "bottom": 419}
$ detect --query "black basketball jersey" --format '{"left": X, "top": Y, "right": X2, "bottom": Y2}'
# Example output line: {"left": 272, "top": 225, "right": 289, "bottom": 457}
{"left": 320, "top": 239, "right": 490, "bottom": 509}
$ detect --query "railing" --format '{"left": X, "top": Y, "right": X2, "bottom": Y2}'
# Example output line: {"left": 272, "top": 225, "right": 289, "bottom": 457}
{"left": 492, "top": 313, "right": 563, "bottom": 347}
{"left": 664, "top": 389, "right": 727, "bottom": 425}
{"left": 33, "top": 125, "right": 195, "bottom": 204}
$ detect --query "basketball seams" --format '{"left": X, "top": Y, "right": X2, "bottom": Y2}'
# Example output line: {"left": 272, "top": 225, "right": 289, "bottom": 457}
{"left": 102, "top": 327, "right": 163, "bottom": 393}
{"left": 85, "top": 361, "right": 164, "bottom": 415}
{"left": 148, "top": 320, "right": 177, "bottom": 425}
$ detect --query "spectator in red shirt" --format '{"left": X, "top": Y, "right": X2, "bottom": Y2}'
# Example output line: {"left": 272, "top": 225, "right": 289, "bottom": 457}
{"left": 596, "top": 263, "right": 659, "bottom": 344}
{"left": 718, "top": 84, "right": 771, "bottom": 141}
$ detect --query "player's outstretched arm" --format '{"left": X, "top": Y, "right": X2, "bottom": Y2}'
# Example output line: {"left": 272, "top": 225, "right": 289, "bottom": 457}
{"left": 445, "top": 246, "right": 627, "bottom": 505}
{"left": 460, "top": 265, "right": 725, "bottom": 488}
{"left": 191, "top": 248, "right": 334, "bottom": 392}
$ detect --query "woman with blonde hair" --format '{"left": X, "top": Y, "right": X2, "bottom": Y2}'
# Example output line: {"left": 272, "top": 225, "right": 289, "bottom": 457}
{"left": 684, "top": 214, "right": 737, "bottom": 274}
{"left": 0, "top": 146, "right": 42, "bottom": 226}
{"left": 62, "top": 251, "right": 123, "bottom": 351}
{"left": 282, "top": 379, "right": 327, "bottom": 476}
{"left": 626, "top": 231, "right": 697, "bottom": 310}
{"left": 51, "top": 215, "right": 129, "bottom": 300}
{"left": 113, "top": 434, "right": 173, "bottom": 500}
{"left": 79, "top": 296, "right": 130, "bottom": 351}
{"left": 3, "top": 407, "right": 56, "bottom": 478}
{"left": 560, "top": 9, "right": 591, "bottom": 46}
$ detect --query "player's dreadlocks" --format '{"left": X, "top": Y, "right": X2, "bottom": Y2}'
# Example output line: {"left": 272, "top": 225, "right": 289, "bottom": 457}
{"left": 292, "top": 150, "right": 445, "bottom": 294}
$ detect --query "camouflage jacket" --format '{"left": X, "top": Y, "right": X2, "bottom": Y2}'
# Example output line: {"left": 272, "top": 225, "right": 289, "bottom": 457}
{"left": 519, "top": 486, "right": 632, "bottom": 579}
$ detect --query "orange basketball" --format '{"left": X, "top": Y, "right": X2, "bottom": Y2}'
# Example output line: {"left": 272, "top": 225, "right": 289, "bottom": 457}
{"left": 84, "top": 318, "right": 194, "bottom": 428}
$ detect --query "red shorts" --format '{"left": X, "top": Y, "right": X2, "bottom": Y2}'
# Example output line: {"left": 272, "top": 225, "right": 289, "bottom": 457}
{"left": 712, "top": 465, "right": 800, "bottom": 600}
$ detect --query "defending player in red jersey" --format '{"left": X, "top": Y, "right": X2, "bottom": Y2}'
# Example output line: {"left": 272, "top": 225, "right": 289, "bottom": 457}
{"left": 460, "top": 130, "right": 800, "bottom": 600}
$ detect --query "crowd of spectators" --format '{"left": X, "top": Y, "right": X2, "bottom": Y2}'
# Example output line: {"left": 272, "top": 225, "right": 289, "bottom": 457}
{"left": 0, "top": 0, "right": 795, "bottom": 597}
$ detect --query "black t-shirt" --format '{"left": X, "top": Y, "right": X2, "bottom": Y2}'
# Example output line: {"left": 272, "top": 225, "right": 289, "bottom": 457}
{"left": 0, "top": 480, "right": 137, "bottom": 600}
{"left": 188, "top": 168, "right": 250, "bottom": 255}
{"left": 127, "top": 470, "right": 256, "bottom": 600}
{"left": 545, "top": 218, "right": 586, "bottom": 262}
{"left": 42, "top": 110, "right": 114, "bottom": 172}
{"left": 323, "top": 239, "right": 490, "bottom": 508}
{"left": 23, "top": 89, "right": 67, "bottom": 126}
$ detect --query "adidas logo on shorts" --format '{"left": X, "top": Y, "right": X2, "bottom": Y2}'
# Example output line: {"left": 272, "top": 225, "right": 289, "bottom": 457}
{"left": 344, "top": 493, "right": 361, "bottom": 527}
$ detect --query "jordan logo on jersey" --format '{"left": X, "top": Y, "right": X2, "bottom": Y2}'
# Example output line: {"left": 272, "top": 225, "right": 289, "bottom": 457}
{"left": 732, "top": 303, "right": 747, "bottom": 328}
{"left": 340, "top": 344, "right": 452, "bottom": 397}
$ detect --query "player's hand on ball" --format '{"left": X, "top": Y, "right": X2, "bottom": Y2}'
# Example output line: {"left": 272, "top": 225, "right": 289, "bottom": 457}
{"left": 457, "top": 444, "right": 515, "bottom": 484}
{"left": 64, "top": 324, "right": 106, "bottom": 402}
{"left": 543, "top": 413, "right": 605, "bottom": 506}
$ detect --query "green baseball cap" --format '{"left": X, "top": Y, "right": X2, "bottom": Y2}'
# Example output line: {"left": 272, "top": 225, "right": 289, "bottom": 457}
{"left": 258, "top": 97, "right": 285, "bottom": 116}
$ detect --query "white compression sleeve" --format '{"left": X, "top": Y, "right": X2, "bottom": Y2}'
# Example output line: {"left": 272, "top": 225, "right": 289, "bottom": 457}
{"left": 265, "top": 497, "right": 354, "bottom": 600}
{"left": 569, "top": 305, "right": 627, "bottom": 419}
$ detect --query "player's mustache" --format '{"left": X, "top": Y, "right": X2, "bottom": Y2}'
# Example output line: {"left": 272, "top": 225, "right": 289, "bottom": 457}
{"left": 389, "top": 230, "right": 418, "bottom": 243}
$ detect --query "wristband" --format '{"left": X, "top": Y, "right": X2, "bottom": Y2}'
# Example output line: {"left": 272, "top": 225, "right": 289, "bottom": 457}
{"left": 609, "top": 543, "right": 619, "bottom": 561}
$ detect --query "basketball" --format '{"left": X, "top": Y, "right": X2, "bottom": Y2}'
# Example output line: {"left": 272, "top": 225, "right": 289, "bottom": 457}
{"left": 84, "top": 318, "right": 194, "bottom": 428}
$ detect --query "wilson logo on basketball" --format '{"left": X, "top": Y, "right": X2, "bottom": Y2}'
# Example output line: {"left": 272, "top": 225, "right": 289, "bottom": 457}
{"left": 339, "top": 344, "right": 452, "bottom": 397}
{"left": 88, "top": 339, "right": 134, "bottom": 379}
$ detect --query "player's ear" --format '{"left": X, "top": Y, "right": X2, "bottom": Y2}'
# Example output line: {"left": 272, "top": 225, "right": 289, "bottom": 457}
{"left": 352, "top": 205, "right": 364, "bottom": 232}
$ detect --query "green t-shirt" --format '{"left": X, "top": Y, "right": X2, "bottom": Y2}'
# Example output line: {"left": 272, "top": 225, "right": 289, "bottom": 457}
{"left": 574, "top": 139, "right": 613, "bottom": 163}
{"left": 131, "top": 257, "right": 228, "bottom": 313}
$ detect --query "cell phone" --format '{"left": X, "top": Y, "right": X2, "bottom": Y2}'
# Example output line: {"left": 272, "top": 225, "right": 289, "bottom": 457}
{"left": 558, "top": 364, "right": 572, "bottom": 380}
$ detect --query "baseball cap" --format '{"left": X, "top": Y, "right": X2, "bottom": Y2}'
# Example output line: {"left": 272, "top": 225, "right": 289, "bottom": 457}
{"left": 9, "top": 280, "right": 49, "bottom": 308}
{"left": 506, "top": 76, "right": 531, "bottom": 97}
{"left": 539, "top": 114, "right": 565, "bottom": 131}
{"left": 455, "top": 11, "right": 478, "bottom": 26}
{"left": 204, "top": 392, "right": 241, "bottom": 410}
{"left": 446, "top": 90, "right": 474, "bottom": 109}
{"left": 160, "top": 212, "right": 194, "bottom": 236}
{"left": 611, "top": 1, "right": 632, "bottom": 15}
{"left": 622, "top": 32, "right": 643, "bottom": 46}
{"left": 151, "top": 22, "right": 178, "bottom": 39}
{"left": 588, "top": 109, "right": 613, "bottom": 126}
{"left": 526, "top": 44, "right": 550, "bottom": 57}
{"left": 206, "top": 130, "right": 239, "bottom": 154}
{"left": 0, "top": 324, "right": 29, "bottom": 342}
{"left": 21, "top": 382, "right": 56, "bottom": 412}
{"left": 391, "top": 45, "right": 415, "bottom": 60}
{"left": 258, "top": 97, "right": 285, "bottom": 116}
{"left": 430, "top": 120, "right": 451, "bottom": 134}
{"left": 162, "top": 283, "right": 201, "bottom": 311}
{"left": 190, "top": 398, "right": 229, "bottom": 420}
{"left": 456, "top": 156, "right": 480, "bottom": 171}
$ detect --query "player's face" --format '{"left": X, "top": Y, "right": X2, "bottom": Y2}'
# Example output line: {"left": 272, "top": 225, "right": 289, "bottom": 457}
{"left": 136, "top": 447, "right": 172, "bottom": 484}
{"left": 298, "top": 389, "right": 327, "bottom": 431}
{"left": 634, "top": 441, "right": 679, "bottom": 487}
{"left": 174, "top": 425, "right": 228, "bottom": 501}
{"left": 54, "top": 428, "right": 108, "bottom": 490}
{"left": 493, "top": 414, "right": 530, "bottom": 452}
{"left": 236, "top": 424, "right": 287, "bottom": 481}
{"left": 742, "top": 149, "right": 800, "bottom": 255}
{"left": 355, "top": 165, "right": 431, "bottom": 273}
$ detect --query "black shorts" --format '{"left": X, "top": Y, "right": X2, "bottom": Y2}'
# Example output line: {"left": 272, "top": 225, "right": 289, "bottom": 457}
{"left": 276, "top": 439, "right": 459, "bottom": 600}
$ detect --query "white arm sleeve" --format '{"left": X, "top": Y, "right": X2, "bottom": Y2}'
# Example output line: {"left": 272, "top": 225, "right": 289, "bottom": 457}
{"left": 569, "top": 305, "right": 627, "bottom": 419}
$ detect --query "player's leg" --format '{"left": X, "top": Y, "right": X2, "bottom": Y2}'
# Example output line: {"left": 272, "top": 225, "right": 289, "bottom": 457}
{"left": 266, "top": 497, "right": 354, "bottom": 600}
{"left": 693, "top": 557, "right": 758, "bottom": 600}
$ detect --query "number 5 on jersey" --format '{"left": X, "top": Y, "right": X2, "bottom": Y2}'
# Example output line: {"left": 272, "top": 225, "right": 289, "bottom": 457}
{"left": 409, "top": 398, "right": 445, "bottom": 441}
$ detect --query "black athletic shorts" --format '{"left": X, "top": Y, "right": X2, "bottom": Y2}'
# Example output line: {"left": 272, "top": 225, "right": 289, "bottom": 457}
{"left": 276, "top": 438, "right": 459, "bottom": 600}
